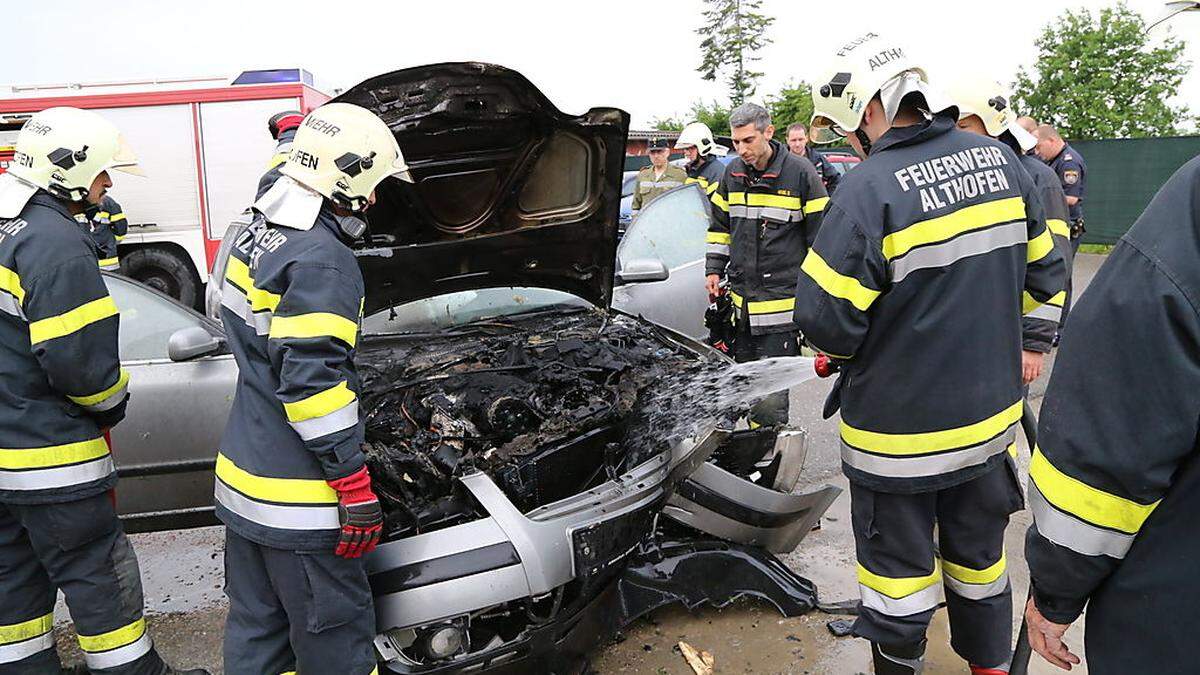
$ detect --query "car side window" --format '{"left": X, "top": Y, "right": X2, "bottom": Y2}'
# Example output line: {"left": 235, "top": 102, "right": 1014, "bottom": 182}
{"left": 616, "top": 184, "right": 710, "bottom": 271}
{"left": 104, "top": 275, "right": 208, "bottom": 361}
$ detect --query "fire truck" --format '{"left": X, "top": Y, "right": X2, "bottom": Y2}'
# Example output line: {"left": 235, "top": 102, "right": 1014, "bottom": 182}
{"left": 0, "top": 69, "right": 329, "bottom": 308}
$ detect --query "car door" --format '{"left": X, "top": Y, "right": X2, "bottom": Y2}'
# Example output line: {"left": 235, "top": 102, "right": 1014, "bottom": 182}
{"left": 612, "top": 183, "right": 711, "bottom": 339}
{"left": 104, "top": 273, "right": 236, "bottom": 532}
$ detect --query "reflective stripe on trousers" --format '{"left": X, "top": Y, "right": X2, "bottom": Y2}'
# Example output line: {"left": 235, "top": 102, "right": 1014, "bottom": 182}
{"left": 79, "top": 618, "right": 154, "bottom": 670}
{"left": 0, "top": 613, "right": 53, "bottom": 664}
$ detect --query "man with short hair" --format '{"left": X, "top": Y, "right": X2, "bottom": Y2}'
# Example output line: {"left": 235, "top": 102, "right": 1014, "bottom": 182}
{"left": 786, "top": 122, "right": 840, "bottom": 193}
{"left": 631, "top": 138, "right": 686, "bottom": 216}
{"left": 1035, "top": 124, "right": 1086, "bottom": 325}
{"left": 705, "top": 103, "right": 827, "bottom": 435}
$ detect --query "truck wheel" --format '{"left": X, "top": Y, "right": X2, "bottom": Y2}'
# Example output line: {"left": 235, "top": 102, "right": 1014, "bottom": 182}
{"left": 122, "top": 248, "right": 200, "bottom": 308}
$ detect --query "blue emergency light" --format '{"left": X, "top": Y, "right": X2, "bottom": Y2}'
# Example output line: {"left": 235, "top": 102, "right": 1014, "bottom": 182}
{"left": 233, "top": 69, "right": 314, "bottom": 86}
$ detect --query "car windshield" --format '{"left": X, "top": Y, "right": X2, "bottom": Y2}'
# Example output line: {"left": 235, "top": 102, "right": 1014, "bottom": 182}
{"left": 362, "top": 287, "right": 594, "bottom": 334}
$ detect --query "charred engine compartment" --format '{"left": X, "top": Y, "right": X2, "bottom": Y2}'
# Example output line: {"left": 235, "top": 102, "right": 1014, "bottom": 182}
{"left": 356, "top": 308, "right": 722, "bottom": 539}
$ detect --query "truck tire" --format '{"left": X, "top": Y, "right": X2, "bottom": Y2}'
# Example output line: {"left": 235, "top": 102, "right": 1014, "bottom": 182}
{"left": 122, "top": 247, "right": 201, "bottom": 308}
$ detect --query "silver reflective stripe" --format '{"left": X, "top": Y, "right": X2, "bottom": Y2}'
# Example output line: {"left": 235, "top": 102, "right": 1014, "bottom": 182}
{"left": 706, "top": 243, "right": 730, "bottom": 257}
{"left": 841, "top": 426, "right": 1015, "bottom": 479}
{"left": 0, "top": 456, "right": 114, "bottom": 491}
{"left": 82, "top": 632, "right": 152, "bottom": 670}
{"left": 1027, "top": 303, "right": 1063, "bottom": 322}
{"left": 728, "top": 205, "right": 803, "bottom": 222}
{"left": 748, "top": 312, "right": 794, "bottom": 327}
{"left": 890, "top": 221, "right": 1026, "bottom": 283}
{"left": 79, "top": 382, "right": 128, "bottom": 413}
{"left": 100, "top": 263, "right": 121, "bottom": 272}
{"left": 289, "top": 400, "right": 359, "bottom": 441}
{"left": 859, "top": 582, "right": 941, "bottom": 617}
{"left": 0, "top": 633, "right": 54, "bottom": 664}
{"left": 220, "top": 283, "right": 272, "bottom": 336}
{"left": 214, "top": 479, "right": 340, "bottom": 530}
{"left": 942, "top": 570, "right": 1010, "bottom": 600}
{"left": 0, "top": 291, "right": 24, "bottom": 320}
{"left": 1029, "top": 482, "right": 1134, "bottom": 558}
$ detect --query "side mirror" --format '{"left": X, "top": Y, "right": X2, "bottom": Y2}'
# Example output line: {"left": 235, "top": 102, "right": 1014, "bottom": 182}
{"left": 616, "top": 258, "right": 670, "bottom": 284}
{"left": 168, "top": 326, "right": 223, "bottom": 362}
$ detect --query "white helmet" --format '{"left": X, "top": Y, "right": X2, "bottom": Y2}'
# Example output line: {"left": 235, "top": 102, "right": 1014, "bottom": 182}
{"left": 0, "top": 107, "right": 142, "bottom": 217}
{"left": 809, "top": 32, "right": 954, "bottom": 144}
{"left": 674, "top": 121, "right": 717, "bottom": 156}
{"left": 280, "top": 103, "right": 412, "bottom": 213}
{"left": 949, "top": 79, "right": 1038, "bottom": 152}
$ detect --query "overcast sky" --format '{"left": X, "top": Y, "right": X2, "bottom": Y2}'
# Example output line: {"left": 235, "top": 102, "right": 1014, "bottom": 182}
{"left": 4, "top": 0, "right": 1197, "bottom": 130}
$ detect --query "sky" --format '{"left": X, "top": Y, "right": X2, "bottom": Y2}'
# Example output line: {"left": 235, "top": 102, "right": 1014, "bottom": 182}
{"left": 3, "top": 0, "right": 1197, "bottom": 129}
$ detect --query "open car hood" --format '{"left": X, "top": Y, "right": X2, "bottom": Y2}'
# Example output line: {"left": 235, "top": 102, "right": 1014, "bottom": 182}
{"left": 333, "top": 63, "right": 629, "bottom": 315}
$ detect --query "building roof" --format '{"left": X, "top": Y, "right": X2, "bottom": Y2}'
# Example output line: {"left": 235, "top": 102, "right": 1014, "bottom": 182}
{"left": 628, "top": 129, "right": 680, "bottom": 141}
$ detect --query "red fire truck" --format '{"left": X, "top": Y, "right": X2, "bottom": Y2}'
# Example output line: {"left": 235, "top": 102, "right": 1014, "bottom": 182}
{"left": 0, "top": 69, "right": 329, "bottom": 308}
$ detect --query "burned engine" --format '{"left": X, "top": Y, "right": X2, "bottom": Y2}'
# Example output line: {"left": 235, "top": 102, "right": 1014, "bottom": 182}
{"left": 356, "top": 308, "right": 727, "bottom": 539}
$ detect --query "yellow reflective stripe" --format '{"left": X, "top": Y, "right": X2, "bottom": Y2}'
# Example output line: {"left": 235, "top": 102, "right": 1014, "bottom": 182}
{"left": 746, "top": 297, "right": 794, "bottom": 314}
{"left": 1030, "top": 447, "right": 1159, "bottom": 535}
{"left": 804, "top": 196, "right": 830, "bottom": 214}
{"left": 841, "top": 401, "right": 1022, "bottom": 456}
{"left": 215, "top": 453, "right": 337, "bottom": 504}
{"left": 109, "top": 213, "right": 126, "bottom": 222}
{"left": 942, "top": 552, "right": 1006, "bottom": 585}
{"left": 726, "top": 192, "right": 803, "bottom": 209}
{"left": 1022, "top": 291, "right": 1045, "bottom": 314}
{"left": 0, "top": 437, "right": 109, "bottom": 470}
{"left": 98, "top": 257, "right": 120, "bottom": 268}
{"left": 96, "top": 212, "right": 110, "bottom": 219}
{"left": 857, "top": 562, "right": 941, "bottom": 599}
{"left": 115, "top": 235, "right": 126, "bottom": 242}
{"left": 78, "top": 618, "right": 145, "bottom": 653}
{"left": 269, "top": 312, "right": 358, "bottom": 347}
{"left": 225, "top": 257, "right": 281, "bottom": 313}
{"left": 801, "top": 250, "right": 880, "bottom": 312}
{"left": 706, "top": 231, "right": 732, "bottom": 245}
{"left": 28, "top": 296, "right": 118, "bottom": 345}
{"left": 1045, "top": 290, "right": 1066, "bottom": 308}
{"left": 710, "top": 192, "right": 729, "bottom": 213}
{"left": 0, "top": 265, "right": 24, "bottom": 305}
{"left": 882, "top": 197, "right": 1026, "bottom": 260}
{"left": 705, "top": 181, "right": 720, "bottom": 195}
{"left": 0, "top": 613, "right": 52, "bottom": 645}
{"left": 266, "top": 153, "right": 287, "bottom": 170}
{"left": 1027, "top": 227, "right": 1054, "bottom": 263}
{"left": 1046, "top": 219, "right": 1070, "bottom": 238}
{"left": 283, "top": 381, "right": 356, "bottom": 423}
{"left": 67, "top": 369, "right": 130, "bottom": 407}
{"left": 1007, "top": 442, "right": 1018, "bottom": 458}
{"left": 729, "top": 291, "right": 743, "bottom": 308}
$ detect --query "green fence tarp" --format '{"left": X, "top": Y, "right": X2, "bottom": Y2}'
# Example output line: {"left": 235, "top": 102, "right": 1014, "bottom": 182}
{"left": 1069, "top": 136, "right": 1200, "bottom": 245}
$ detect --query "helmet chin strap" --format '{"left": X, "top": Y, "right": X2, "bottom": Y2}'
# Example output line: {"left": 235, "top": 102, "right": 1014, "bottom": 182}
{"left": 855, "top": 128, "right": 874, "bottom": 157}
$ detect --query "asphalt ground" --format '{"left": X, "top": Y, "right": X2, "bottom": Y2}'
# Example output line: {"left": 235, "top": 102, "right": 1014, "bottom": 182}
{"left": 49, "top": 254, "right": 1108, "bottom": 674}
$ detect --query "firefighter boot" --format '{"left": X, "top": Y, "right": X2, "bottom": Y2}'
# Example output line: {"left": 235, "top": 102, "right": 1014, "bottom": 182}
{"left": 871, "top": 640, "right": 926, "bottom": 675}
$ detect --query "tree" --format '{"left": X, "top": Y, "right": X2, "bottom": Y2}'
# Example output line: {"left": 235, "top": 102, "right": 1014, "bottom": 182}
{"left": 652, "top": 100, "right": 732, "bottom": 133}
{"left": 766, "top": 81, "right": 813, "bottom": 133}
{"left": 696, "top": 0, "right": 775, "bottom": 105}
{"left": 1013, "top": 2, "right": 1192, "bottom": 139}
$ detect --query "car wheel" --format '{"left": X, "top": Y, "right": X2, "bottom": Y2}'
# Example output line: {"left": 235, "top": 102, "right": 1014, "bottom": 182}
{"left": 122, "top": 247, "right": 201, "bottom": 308}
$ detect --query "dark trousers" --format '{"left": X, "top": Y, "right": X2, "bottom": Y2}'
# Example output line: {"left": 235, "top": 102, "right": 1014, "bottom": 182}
{"left": 0, "top": 494, "right": 164, "bottom": 675}
{"left": 733, "top": 320, "right": 799, "bottom": 429}
{"left": 850, "top": 461, "right": 1023, "bottom": 669}
{"left": 222, "top": 529, "right": 376, "bottom": 675}
{"left": 1062, "top": 234, "right": 1082, "bottom": 329}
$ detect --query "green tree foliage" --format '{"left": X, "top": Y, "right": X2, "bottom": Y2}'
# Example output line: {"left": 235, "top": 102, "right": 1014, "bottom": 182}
{"left": 766, "top": 81, "right": 813, "bottom": 132}
{"left": 1013, "top": 2, "right": 1192, "bottom": 139}
{"left": 696, "top": 0, "right": 774, "bottom": 105}
{"left": 652, "top": 100, "right": 732, "bottom": 133}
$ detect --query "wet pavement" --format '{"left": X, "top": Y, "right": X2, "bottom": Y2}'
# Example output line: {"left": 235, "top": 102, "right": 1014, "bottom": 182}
{"left": 51, "top": 255, "right": 1106, "bottom": 673}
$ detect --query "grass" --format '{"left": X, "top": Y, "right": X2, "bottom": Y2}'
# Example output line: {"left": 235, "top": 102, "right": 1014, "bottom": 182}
{"left": 1078, "top": 244, "right": 1114, "bottom": 255}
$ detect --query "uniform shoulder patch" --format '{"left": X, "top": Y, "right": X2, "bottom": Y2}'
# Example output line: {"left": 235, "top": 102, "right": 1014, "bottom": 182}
{"left": 1063, "top": 154, "right": 1073, "bottom": 161}
{"left": 1063, "top": 169, "right": 1079, "bottom": 185}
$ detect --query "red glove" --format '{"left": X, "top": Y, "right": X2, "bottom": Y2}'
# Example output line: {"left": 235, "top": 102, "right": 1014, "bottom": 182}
{"left": 326, "top": 466, "right": 383, "bottom": 558}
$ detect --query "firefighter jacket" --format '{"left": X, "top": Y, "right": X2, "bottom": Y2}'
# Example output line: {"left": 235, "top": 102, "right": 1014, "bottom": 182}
{"left": 685, "top": 155, "right": 724, "bottom": 196}
{"left": 1025, "top": 157, "right": 1200, "bottom": 673}
{"left": 217, "top": 178, "right": 366, "bottom": 551}
{"left": 0, "top": 191, "right": 129, "bottom": 504}
{"left": 81, "top": 195, "right": 127, "bottom": 271}
{"left": 803, "top": 144, "right": 841, "bottom": 194}
{"left": 257, "top": 127, "right": 295, "bottom": 198}
{"left": 631, "top": 163, "right": 686, "bottom": 213}
{"left": 706, "top": 139, "right": 828, "bottom": 335}
{"left": 794, "top": 115, "right": 1065, "bottom": 493}
{"left": 1018, "top": 152, "right": 1072, "bottom": 352}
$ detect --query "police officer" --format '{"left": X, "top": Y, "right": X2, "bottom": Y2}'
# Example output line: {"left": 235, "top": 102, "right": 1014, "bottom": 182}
{"left": 705, "top": 103, "right": 828, "bottom": 433}
{"left": 217, "top": 102, "right": 412, "bottom": 675}
{"left": 0, "top": 107, "right": 206, "bottom": 674}
{"left": 79, "top": 194, "right": 128, "bottom": 271}
{"left": 786, "top": 122, "right": 840, "bottom": 193}
{"left": 674, "top": 122, "right": 724, "bottom": 196}
{"left": 631, "top": 138, "right": 686, "bottom": 216}
{"left": 951, "top": 80, "right": 1074, "bottom": 383}
{"left": 258, "top": 109, "right": 303, "bottom": 197}
{"left": 1023, "top": 155, "right": 1200, "bottom": 674}
{"left": 796, "top": 34, "right": 1064, "bottom": 674}
{"left": 1034, "top": 124, "right": 1086, "bottom": 324}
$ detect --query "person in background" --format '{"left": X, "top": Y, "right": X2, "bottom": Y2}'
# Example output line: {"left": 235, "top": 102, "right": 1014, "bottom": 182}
{"left": 675, "top": 121, "right": 724, "bottom": 196}
{"left": 1016, "top": 115, "right": 1039, "bottom": 137}
{"left": 786, "top": 122, "right": 840, "bottom": 193}
{"left": 631, "top": 138, "right": 686, "bottom": 216}
{"left": 77, "top": 194, "right": 128, "bottom": 272}
{"left": 1035, "top": 124, "right": 1086, "bottom": 327}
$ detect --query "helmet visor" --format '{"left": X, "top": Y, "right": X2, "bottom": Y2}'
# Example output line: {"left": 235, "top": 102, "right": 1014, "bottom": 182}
{"left": 108, "top": 134, "right": 145, "bottom": 177}
{"left": 809, "top": 115, "right": 847, "bottom": 145}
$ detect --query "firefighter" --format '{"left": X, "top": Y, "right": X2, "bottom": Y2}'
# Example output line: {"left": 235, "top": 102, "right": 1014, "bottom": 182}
{"left": 257, "top": 109, "right": 304, "bottom": 197}
{"left": 77, "top": 194, "right": 129, "bottom": 272}
{"left": 705, "top": 102, "right": 828, "bottom": 433}
{"left": 796, "top": 34, "right": 1065, "bottom": 674}
{"left": 1023, "top": 155, "right": 1200, "bottom": 674}
{"left": 786, "top": 122, "right": 840, "bottom": 193}
{"left": 217, "top": 102, "right": 412, "bottom": 675}
{"left": 0, "top": 107, "right": 206, "bottom": 674}
{"left": 631, "top": 138, "right": 686, "bottom": 216}
{"left": 1034, "top": 124, "right": 1086, "bottom": 325}
{"left": 950, "top": 79, "right": 1073, "bottom": 382}
{"left": 674, "top": 121, "right": 724, "bottom": 196}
